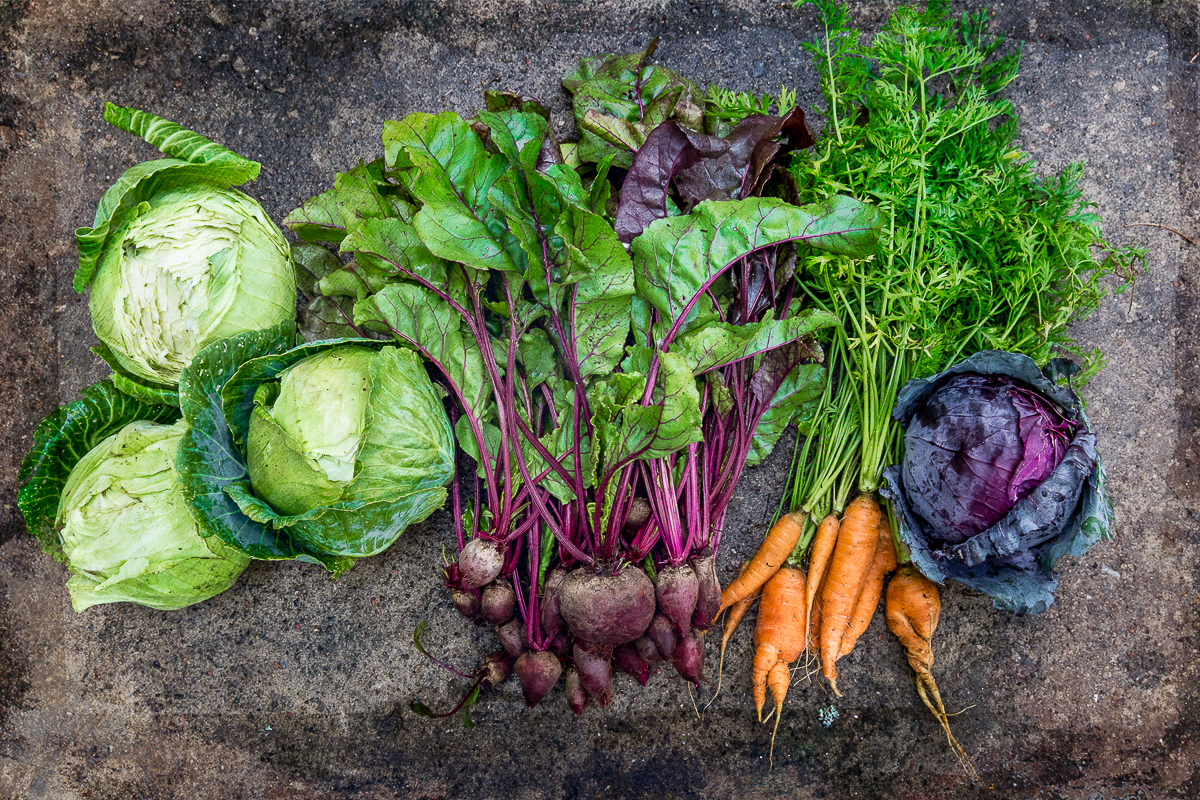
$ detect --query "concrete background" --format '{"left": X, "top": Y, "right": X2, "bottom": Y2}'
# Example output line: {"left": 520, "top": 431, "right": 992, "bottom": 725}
{"left": 1, "top": 0, "right": 1198, "bottom": 797}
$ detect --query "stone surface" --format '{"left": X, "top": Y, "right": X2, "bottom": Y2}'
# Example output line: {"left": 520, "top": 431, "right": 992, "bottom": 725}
{"left": 1, "top": 1, "right": 1198, "bottom": 798}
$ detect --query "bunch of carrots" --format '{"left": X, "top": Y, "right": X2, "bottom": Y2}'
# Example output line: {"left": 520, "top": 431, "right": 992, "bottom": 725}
{"left": 717, "top": 494, "right": 974, "bottom": 776}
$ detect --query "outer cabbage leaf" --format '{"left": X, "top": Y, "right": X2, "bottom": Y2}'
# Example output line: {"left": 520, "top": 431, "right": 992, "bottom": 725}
{"left": 75, "top": 103, "right": 261, "bottom": 292}
{"left": 174, "top": 323, "right": 358, "bottom": 573}
{"left": 221, "top": 339, "right": 454, "bottom": 559}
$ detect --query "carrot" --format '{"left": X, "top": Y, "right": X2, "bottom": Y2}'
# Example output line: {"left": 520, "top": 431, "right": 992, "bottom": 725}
{"left": 886, "top": 565, "right": 977, "bottom": 780}
{"left": 751, "top": 565, "right": 808, "bottom": 768}
{"left": 803, "top": 514, "right": 840, "bottom": 646}
{"left": 751, "top": 566, "right": 807, "bottom": 721}
{"left": 718, "top": 510, "right": 806, "bottom": 615}
{"left": 818, "top": 493, "right": 882, "bottom": 696}
{"left": 805, "top": 576, "right": 823, "bottom": 656}
{"left": 836, "top": 515, "right": 899, "bottom": 660}
{"left": 711, "top": 561, "right": 757, "bottom": 703}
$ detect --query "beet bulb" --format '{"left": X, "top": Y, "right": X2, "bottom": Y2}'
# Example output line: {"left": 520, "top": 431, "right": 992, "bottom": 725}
{"left": 495, "top": 619, "right": 526, "bottom": 659}
{"left": 689, "top": 552, "right": 721, "bottom": 631}
{"left": 671, "top": 628, "right": 706, "bottom": 687}
{"left": 540, "top": 568, "right": 567, "bottom": 638}
{"left": 515, "top": 650, "right": 562, "bottom": 708}
{"left": 656, "top": 563, "right": 699, "bottom": 637}
{"left": 613, "top": 644, "right": 651, "bottom": 686}
{"left": 458, "top": 538, "right": 504, "bottom": 589}
{"left": 451, "top": 589, "right": 480, "bottom": 619}
{"left": 647, "top": 613, "right": 677, "bottom": 658}
{"left": 481, "top": 650, "right": 513, "bottom": 687}
{"left": 560, "top": 564, "right": 655, "bottom": 645}
{"left": 564, "top": 668, "right": 586, "bottom": 715}
{"left": 481, "top": 581, "right": 516, "bottom": 624}
{"left": 573, "top": 644, "right": 613, "bottom": 708}
{"left": 634, "top": 635, "right": 661, "bottom": 665}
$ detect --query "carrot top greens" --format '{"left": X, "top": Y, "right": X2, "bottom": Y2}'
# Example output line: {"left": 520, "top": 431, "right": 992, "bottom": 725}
{"left": 713, "top": 0, "right": 1145, "bottom": 529}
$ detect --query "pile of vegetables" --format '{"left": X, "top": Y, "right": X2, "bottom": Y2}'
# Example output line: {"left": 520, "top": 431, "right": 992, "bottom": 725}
{"left": 15, "top": 0, "right": 1142, "bottom": 774}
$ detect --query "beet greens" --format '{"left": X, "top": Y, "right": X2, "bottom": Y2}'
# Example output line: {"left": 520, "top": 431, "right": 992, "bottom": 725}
{"left": 289, "top": 43, "right": 881, "bottom": 710}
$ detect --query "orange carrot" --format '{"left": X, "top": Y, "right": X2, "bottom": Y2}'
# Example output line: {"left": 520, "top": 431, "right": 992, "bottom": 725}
{"left": 818, "top": 494, "right": 882, "bottom": 696}
{"left": 712, "top": 561, "right": 757, "bottom": 702}
{"left": 751, "top": 566, "right": 807, "bottom": 721}
{"left": 886, "top": 565, "right": 977, "bottom": 779}
{"left": 719, "top": 511, "right": 806, "bottom": 615}
{"left": 837, "top": 515, "right": 899, "bottom": 660}
{"left": 805, "top": 576, "right": 823, "bottom": 656}
{"left": 803, "top": 514, "right": 840, "bottom": 645}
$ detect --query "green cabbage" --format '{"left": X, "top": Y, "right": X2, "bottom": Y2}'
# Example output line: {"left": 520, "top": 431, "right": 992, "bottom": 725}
{"left": 175, "top": 333, "right": 456, "bottom": 567}
{"left": 75, "top": 104, "right": 296, "bottom": 403}
{"left": 55, "top": 418, "right": 249, "bottom": 611}
{"left": 89, "top": 184, "right": 295, "bottom": 387}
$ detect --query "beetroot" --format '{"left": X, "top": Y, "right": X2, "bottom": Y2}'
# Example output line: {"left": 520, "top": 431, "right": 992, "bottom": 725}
{"left": 613, "top": 644, "right": 651, "bottom": 686}
{"left": 689, "top": 552, "right": 721, "bottom": 631}
{"left": 560, "top": 564, "right": 655, "bottom": 645}
{"left": 459, "top": 538, "right": 504, "bottom": 588}
{"left": 624, "top": 497, "right": 652, "bottom": 532}
{"left": 451, "top": 589, "right": 480, "bottom": 619}
{"left": 482, "top": 650, "right": 513, "bottom": 687}
{"left": 573, "top": 644, "right": 613, "bottom": 707}
{"left": 481, "top": 581, "right": 516, "bottom": 624}
{"left": 515, "top": 650, "right": 562, "bottom": 708}
{"left": 495, "top": 619, "right": 526, "bottom": 659}
{"left": 548, "top": 631, "right": 571, "bottom": 658}
{"left": 634, "top": 635, "right": 661, "bottom": 665}
{"left": 647, "top": 613, "right": 677, "bottom": 658}
{"left": 540, "top": 568, "right": 567, "bottom": 638}
{"left": 671, "top": 629, "right": 706, "bottom": 687}
{"left": 564, "top": 668, "right": 586, "bottom": 715}
{"left": 656, "top": 564, "right": 699, "bottom": 636}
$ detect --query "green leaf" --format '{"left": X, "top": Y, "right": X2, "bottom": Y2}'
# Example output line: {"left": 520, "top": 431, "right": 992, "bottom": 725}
{"left": 292, "top": 242, "right": 343, "bottom": 297}
{"left": 341, "top": 216, "right": 450, "bottom": 288}
{"left": 454, "top": 416, "right": 503, "bottom": 477}
{"left": 16, "top": 381, "right": 181, "bottom": 559}
{"left": 103, "top": 104, "right": 261, "bottom": 176}
{"left": 284, "top": 161, "right": 404, "bottom": 244}
{"left": 384, "top": 112, "right": 519, "bottom": 273}
{"left": 565, "top": 219, "right": 635, "bottom": 377}
{"left": 561, "top": 41, "right": 705, "bottom": 166}
{"left": 593, "top": 347, "right": 703, "bottom": 468}
{"left": 631, "top": 196, "right": 882, "bottom": 336}
{"left": 673, "top": 308, "right": 838, "bottom": 375}
{"left": 518, "top": 328, "right": 557, "bottom": 389}
{"left": 745, "top": 363, "right": 827, "bottom": 466}
{"left": 356, "top": 281, "right": 492, "bottom": 423}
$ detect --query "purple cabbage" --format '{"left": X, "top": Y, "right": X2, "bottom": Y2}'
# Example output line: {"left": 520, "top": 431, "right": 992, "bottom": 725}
{"left": 903, "top": 373, "right": 1078, "bottom": 543}
{"left": 883, "top": 351, "right": 1112, "bottom": 615}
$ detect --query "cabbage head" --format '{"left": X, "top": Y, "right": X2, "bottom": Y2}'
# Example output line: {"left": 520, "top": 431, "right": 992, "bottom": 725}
{"left": 75, "top": 104, "right": 296, "bottom": 403}
{"left": 56, "top": 418, "right": 249, "bottom": 611}
{"left": 882, "top": 351, "right": 1112, "bottom": 615}
{"left": 176, "top": 334, "right": 455, "bottom": 566}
